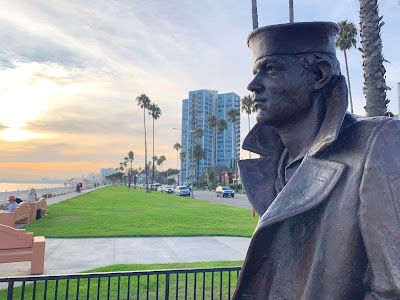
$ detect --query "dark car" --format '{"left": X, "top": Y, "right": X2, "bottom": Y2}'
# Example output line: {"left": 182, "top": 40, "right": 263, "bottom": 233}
{"left": 216, "top": 186, "right": 235, "bottom": 198}
{"left": 175, "top": 186, "right": 191, "bottom": 196}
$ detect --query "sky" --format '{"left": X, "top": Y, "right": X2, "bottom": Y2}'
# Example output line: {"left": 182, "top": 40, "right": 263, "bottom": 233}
{"left": 0, "top": 0, "right": 399, "bottom": 180}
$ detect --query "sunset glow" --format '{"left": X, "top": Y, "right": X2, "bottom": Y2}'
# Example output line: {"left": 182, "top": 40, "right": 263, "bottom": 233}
{"left": 0, "top": 127, "right": 48, "bottom": 142}
{"left": 0, "top": 1, "right": 399, "bottom": 180}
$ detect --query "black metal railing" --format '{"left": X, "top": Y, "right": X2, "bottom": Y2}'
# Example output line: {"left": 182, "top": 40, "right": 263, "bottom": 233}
{"left": 0, "top": 266, "right": 241, "bottom": 300}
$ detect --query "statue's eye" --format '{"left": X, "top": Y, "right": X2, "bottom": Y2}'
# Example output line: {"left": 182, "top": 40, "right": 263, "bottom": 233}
{"left": 266, "top": 65, "right": 278, "bottom": 72}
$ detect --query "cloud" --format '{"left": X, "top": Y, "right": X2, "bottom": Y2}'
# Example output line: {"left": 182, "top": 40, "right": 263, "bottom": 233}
{"left": 0, "top": 123, "right": 8, "bottom": 131}
{"left": 0, "top": 0, "right": 399, "bottom": 179}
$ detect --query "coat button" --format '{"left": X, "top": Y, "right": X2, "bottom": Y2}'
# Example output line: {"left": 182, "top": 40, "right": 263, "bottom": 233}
{"left": 290, "top": 223, "right": 306, "bottom": 240}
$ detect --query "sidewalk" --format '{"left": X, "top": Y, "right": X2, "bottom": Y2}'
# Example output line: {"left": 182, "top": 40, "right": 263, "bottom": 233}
{"left": 1, "top": 187, "right": 251, "bottom": 277}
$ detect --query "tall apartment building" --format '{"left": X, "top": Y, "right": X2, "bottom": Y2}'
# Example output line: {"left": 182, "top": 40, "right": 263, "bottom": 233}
{"left": 100, "top": 168, "right": 118, "bottom": 178}
{"left": 180, "top": 89, "right": 240, "bottom": 184}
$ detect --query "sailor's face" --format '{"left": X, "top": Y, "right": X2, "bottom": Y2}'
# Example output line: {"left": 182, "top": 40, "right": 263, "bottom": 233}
{"left": 247, "top": 55, "right": 314, "bottom": 126}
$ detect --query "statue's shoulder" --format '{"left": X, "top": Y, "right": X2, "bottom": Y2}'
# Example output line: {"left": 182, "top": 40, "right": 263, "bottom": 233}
{"left": 342, "top": 113, "right": 399, "bottom": 135}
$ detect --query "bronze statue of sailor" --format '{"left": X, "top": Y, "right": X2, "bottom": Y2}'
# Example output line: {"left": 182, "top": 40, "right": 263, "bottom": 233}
{"left": 234, "top": 22, "right": 400, "bottom": 300}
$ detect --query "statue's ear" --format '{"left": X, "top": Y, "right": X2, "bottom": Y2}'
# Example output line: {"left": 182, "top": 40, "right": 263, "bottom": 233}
{"left": 312, "top": 59, "right": 333, "bottom": 90}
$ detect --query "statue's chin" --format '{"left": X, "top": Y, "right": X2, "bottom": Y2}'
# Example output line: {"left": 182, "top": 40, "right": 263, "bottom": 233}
{"left": 256, "top": 110, "right": 274, "bottom": 125}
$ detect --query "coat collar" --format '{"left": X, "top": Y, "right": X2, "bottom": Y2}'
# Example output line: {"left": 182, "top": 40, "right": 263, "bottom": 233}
{"left": 257, "top": 156, "right": 346, "bottom": 227}
{"left": 239, "top": 75, "right": 349, "bottom": 218}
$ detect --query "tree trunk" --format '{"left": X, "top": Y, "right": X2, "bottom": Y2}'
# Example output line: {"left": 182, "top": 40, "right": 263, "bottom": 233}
{"left": 212, "top": 128, "right": 216, "bottom": 187}
{"left": 343, "top": 49, "right": 354, "bottom": 113}
{"left": 247, "top": 114, "right": 252, "bottom": 159}
{"left": 144, "top": 108, "right": 149, "bottom": 193}
{"left": 359, "top": 0, "right": 389, "bottom": 116}
{"left": 151, "top": 118, "right": 155, "bottom": 190}
{"left": 197, "top": 159, "right": 200, "bottom": 189}
{"left": 251, "top": 0, "right": 258, "bottom": 29}
{"left": 233, "top": 122, "right": 239, "bottom": 192}
{"left": 289, "top": 0, "right": 294, "bottom": 23}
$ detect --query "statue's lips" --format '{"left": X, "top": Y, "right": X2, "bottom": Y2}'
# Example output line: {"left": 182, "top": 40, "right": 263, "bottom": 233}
{"left": 254, "top": 98, "right": 268, "bottom": 110}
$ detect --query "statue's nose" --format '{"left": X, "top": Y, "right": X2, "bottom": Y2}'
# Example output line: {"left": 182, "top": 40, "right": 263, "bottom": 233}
{"left": 247, "top": 73, "right": 263, "bottom": 92}
{"left": 247, "top": 75, "right": 263, "bottom": 92}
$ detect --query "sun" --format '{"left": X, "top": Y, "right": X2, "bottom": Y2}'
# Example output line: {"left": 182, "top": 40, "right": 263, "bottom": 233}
{"left": 0, "top": 62, "right": 55, "bottom": 142}
{"left": 0, "top": 127, "right": 48, "bottom": 142}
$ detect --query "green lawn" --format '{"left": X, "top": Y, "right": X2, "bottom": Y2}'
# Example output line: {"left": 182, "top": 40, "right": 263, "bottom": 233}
{"left": 1, "top": 261, "right": 243, "bottom": 299}
{"left": 22, "top": 186, "right": 257, "bottom": 238}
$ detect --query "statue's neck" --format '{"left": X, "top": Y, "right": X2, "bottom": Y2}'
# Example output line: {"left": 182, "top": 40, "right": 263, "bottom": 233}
{"left": 276, "top": 101, "right": 325, "bottom": 161}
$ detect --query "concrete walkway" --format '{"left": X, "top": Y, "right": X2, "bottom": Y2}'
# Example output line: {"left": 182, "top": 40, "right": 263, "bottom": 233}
{"left": 1, "top": 187, "right": 251, "bottom": 277}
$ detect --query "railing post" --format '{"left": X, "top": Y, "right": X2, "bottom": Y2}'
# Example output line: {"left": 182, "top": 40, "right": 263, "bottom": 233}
{"left": 7, "top": 280, "right": 14, "bottom": 300}
{"left": 164, "top": 273, "right": 170, "bottom": 300}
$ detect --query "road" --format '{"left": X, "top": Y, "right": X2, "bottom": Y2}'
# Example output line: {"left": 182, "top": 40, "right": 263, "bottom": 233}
{"left": 189, "top": 190, "right": 253, "bottom": 210}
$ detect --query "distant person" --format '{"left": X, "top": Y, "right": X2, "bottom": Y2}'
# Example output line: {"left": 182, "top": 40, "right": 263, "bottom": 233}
{"left": 79, "top": 182, "right": 83, "bottom": 190}
{"left": 26, "top": 188, "right": 37, "bottom": 203}
{"left": 76, "top": 183, "right": 81, "bottom": 192}
{"left": 5, "top": 196, "right": 18, "bottom": 212}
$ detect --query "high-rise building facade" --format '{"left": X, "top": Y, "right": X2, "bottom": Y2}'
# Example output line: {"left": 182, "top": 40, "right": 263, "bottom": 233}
{"left": 180, "top": 89, "right": 240, "bottom": 184}
{"left": 100, "top": 168, "right": 118, "bottom": 178}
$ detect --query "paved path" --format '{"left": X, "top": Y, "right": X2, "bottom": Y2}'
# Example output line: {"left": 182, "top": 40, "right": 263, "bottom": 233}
{"left": 1, "top": 187, "right": 252, "bottom": 278}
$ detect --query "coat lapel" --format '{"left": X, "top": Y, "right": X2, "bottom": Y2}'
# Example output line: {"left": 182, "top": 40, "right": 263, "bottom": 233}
{"left": 257, "top": 156, "right": 346, "bottom": 229}
{"left": 239, "top": 157, "right": 280, "bottom": 216}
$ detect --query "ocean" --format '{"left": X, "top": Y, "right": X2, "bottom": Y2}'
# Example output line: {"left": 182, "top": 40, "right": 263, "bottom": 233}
{"left": 0, "top": 182, "right": 65, "bottom": 192}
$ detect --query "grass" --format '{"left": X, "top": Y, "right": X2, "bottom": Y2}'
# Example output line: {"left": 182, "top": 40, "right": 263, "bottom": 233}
{"left": 1, "top": 261, "right": 244, "bottom": 299}
{"left": 22, "top": 186, "right": 257, "bottom": 238}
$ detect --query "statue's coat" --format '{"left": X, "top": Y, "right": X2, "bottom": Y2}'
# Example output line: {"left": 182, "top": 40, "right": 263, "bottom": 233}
{"left": 234, "top": 78, "right": 400, "bottom": 299}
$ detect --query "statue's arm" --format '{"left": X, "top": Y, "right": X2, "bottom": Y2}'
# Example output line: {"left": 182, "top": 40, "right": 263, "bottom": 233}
{"left": 359, "top": 119, "right": 400, "bottom": 299}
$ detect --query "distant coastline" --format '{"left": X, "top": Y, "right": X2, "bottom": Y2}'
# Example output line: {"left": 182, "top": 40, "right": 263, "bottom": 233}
{"left": 0, "top": 182, "right": 66, "bottom": 192}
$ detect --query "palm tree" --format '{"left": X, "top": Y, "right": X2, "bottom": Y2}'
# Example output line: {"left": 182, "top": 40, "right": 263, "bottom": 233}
{"left": 193, "top": 128, "right": 204, "bottom": 140}
{"left": 194, "top": 128, "right": 204, "bottom": 183}
{"left": 289, "top": 0, "right": 294, "bottom": 23}
{"left": 251, "top": 0, "right": 258, "bottom": 29}
{"left": 157, "top": 155, "right": 166, "bottom": 182}
{"left": 217, "top": 119, "right": 228, "bottom": 132}
{"left": 157, "top": 155, "right": 166, "bottom": 172}
{"left": 148, "top": 103, "right": 162, "bottom": 188}
{"left": 180, "top": 152, "right": 186, "bottom": 163}
{"left": 173, "top": 143, "right": 181, "bottom": 185}
{"left": 206, "top": 115, "right": 217, "bottom": 185}
{"left": 359, "top": 0, "right": 390, "bottom": 116}
{"left": 128, "top": 151, "right": 134, "bottom": 188}
{"left": 241, "top": 95, "right": 256, "bottom": 158}
{"left": 216, "top": 118, "right": 228, "bottom": 165}
{"left": 241, "top": 95, "right": 257, "bottom": 218}
{"left": 227, "top": 108, "right": 240, "bottom": 192}
{"left": 150, "top": 156, "right": 158, "bottom": 184}
{"left": 136, "top": 94, "right": 151, "bottom": 192}
{"left": 192, "top": 144, "right": 207, "bottom": 188}
{"left": 336, "top": 20, "right": 357, "bottom": 114}
{"left": 124, "top": 156, "right": 129, "bottom": 186}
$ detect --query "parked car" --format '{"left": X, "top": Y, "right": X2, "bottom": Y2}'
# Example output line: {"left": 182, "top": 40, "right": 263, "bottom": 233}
{"left": 215, "top": 186, "right": 235, "bottom": 198}
{"left": 175, "top": 186, "right": 191, "bottom": 196}
{"left": 163, "top": 185, "right": 174, "bottom": 194}
{"left": 157, "top": 186, "right": 164, "bottom": 192}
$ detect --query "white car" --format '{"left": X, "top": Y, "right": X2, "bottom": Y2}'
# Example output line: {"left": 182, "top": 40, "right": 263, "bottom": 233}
{"left": 163, "top": 185, "right": 174, "bottom": 194}
{"left": 174, "top": 186, "right": 191, "bottom": 196}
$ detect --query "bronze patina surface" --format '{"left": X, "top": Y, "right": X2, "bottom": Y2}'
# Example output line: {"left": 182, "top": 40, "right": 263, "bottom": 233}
{"left": 233, "top": 22, "right": 400, "bottom": 299}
